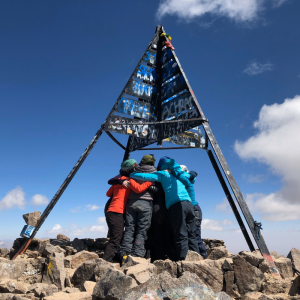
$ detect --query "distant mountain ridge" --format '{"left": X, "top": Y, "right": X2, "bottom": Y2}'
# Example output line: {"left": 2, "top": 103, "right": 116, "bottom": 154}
{"left": 0, "top": 239, "right": 13, "bottom": 250}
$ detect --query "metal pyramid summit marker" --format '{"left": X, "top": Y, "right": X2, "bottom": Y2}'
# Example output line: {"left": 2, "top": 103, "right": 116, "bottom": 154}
{"left": 12, "top": 25, "right": 280, "bottom": 278}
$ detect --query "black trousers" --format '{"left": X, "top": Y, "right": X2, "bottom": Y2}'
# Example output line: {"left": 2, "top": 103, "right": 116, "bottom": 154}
{"left": 103, "top": 211, "right": 124, "bottom": 262}
{"left": 169, "top": 200, "right": 200, "bottom": 261}
{"left": 193, "top": 204, "right": 207, "bottom": 258}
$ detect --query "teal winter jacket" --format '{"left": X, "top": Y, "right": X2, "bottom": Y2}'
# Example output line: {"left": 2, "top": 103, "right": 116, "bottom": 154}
{"left": 130, "top": 158, "right": 191, "bottom": 209}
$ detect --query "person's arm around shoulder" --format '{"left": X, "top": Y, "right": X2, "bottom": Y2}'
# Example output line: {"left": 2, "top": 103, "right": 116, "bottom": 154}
{"left": 106, "top": 185, "right": 114, "bottom": 197}
{"left": 129, "top": 179, "right": 152, "bottom": 193}
{"left": 130, "top": 171, "right": 162, "bottom": 182}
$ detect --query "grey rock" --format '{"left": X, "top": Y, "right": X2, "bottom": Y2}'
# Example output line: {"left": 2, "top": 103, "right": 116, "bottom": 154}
{"left": 290, "top": 274, "right": 300, "bottom": 296}
{"left": 288, "top": 248, "right": 300, "bottom": 272}
{"left": 28, "top": 283, "right": 58, "bottom": 297}
{"left": 0, "top": 248, "right": 9, "bottom": 257}
{"left": 92, "top": 267, "right": 137, "bottom": 300}
{"left": 72, "top": 258, "right": 111, "bottom": 291}
{"left": 23, "top": 211, "right": 41, "bottom": 227}
{"left": 207, "top": 246, "right": 229, "bottom": 260}
{"left": 94, "top": 238, "right": 109, "bottom": 250}
{"left": 233, "top": 255, "right": 264, "bottom": 296}
{"left": 64, "top": 256, "right": 73, "bottom": 268}
{"left": 43, "top": 244, "right": 66, "bottom": 257}
{"left": 242, "top": 292, "right": 274, "bottom": 300}
{"left": 82, "top": 239, "right": 94, "bottom": 247}
{"left": 222, "top": 258, "right": 234, "bottom": 271}
{"left": 121, "top": 271, "right": 232, "bottom": 300}
{"left": 270, "top": 251, "right": 279, "bottom": 259}
{"left": 62, "top": 287, "right": 81, "bottom": 293}
{"left": 0, "top": 279, "right": 28, "bottom": 294}
{"left": 258, "top": 260, "right": 271, "bottom": 274}
{"left": 185, "top": 250, "right": 204, "bottom": 261}
{"left": 203, "top": 238, "right": 225, "bottom": 248}
{"left": 63, "top": 246, "right": 77, "bottom": 256}
{"left": 50, "top": 239, "right": 71, "bottom": 247}
{"left": 153, "top": 259, "right": 177, "bottom": 277}
{"left": 179, "top": 259, "right": 224, "bottom": 293}
{"left": 0, "top": 257, "right": 45, "bottom": 284}
{"left": 274, "top": 257, "right": 294, "bottom": 278}
{"left": 71, "top": 251, "right": 98, "bottom": 269}
{"left": 239, "top": 250, "right": 265, "bottom": 267}
{"left": 224, "top": 271, "right": 241, "bottom": 298}
{"left": 71, "top": 238, "right": 88, "bottom": 252}
{"left": 57, "top": 234, "right": 70, "bottom": 241}
{"left": 42, "top": 252, "right": 66, "bottom": 290}
{"left": 261, "top": 273, "right": 292, "bottom": 295}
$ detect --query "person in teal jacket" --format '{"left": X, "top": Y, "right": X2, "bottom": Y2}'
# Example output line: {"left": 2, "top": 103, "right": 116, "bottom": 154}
{"left": 130, "top": 156, "right": 200, "bottom": 261}
{"left": 170, "top": 165, "right": 207, "bottom": 258}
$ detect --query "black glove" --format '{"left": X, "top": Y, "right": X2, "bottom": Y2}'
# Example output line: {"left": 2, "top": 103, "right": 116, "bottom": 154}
{"left": 189, "top": 171, "right": 198, "bottom": 182}
{"left": 147, "top": 185, "right": 159, "bottom": 194}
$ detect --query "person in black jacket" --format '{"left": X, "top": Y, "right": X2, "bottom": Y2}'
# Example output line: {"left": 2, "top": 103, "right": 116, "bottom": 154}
{"left": 113, "top": 155, "right": 157, "bottom": 263}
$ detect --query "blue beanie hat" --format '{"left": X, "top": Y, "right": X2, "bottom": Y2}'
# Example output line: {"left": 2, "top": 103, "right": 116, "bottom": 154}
{"left": 121, "top": 159, "right": 137, "bottom": 168}
{"left": 157, "top": 156, "right": 171, "bottom": 170}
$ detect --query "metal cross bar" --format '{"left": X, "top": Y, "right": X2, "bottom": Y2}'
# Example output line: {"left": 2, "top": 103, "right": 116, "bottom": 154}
{"left": 136, "top": 146, "right": 201, "bottom": 150}
{"left": 105, "top": 117, "right": 207, "bottom": 127}
{"left": 105, "top": 131, "right": 126, "bottom": 150}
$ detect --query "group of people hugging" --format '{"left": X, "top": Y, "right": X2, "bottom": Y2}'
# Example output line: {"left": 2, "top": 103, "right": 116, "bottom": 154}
{"left": 103, "top": 154, "right": 207, "bottom": 265}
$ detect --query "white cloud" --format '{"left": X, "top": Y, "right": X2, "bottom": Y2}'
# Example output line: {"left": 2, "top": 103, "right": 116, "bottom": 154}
{"left": 46, "top": 224, "right": 63, "bottom": 235}
{"left": 69, "top": 206, "right": 82, "bottom": 213}
{"left": 202, "top": 219, "right": 224, "bottom": 231}
{"left": 70, "top": 224, "right": 107, "bottom": 236}
{"left": 97, "top": 217, "right": 106, "bottom": 224}
{"left": 0, "top": 186, "right": 26, "bottom": 210}
{"left": 156, "top": 0, "right": 287, "bottom": 23}
{"left": 242, "top": 174, "right": 267, "bottom": 183}
{"left": 31, "top": 194, "right": 49, "bottom": 206}
{"left": 243, "top": 61, "right": 274, "bottom": 75}
{"left": 222, "top": 219, "right": 233, "bottom": 226}
{"left": 87, "top": 204, "right": 100, "bottom": 211}
{"left": 235, "top": 95, "right": 300, "bottom": 221}
{"left": 216, "top": 198, "right": 231, "bottom": 213}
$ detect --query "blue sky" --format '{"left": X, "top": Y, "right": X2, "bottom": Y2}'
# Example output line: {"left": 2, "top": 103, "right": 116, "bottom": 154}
{"left": 1, "top": 0, "right": 300, "bottom": 255}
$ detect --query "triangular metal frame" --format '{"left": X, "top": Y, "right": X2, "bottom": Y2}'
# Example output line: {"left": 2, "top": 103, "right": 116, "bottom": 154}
{"left": 11, "top": 25, "right": 280, "bottom": 277}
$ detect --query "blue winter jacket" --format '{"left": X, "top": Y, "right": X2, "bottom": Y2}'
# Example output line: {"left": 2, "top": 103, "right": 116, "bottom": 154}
{"left": 166, "top": 162, "right": 198, "bottom": 206}
{"left": 130, "top": 158, "right": 191, "bottom": 209}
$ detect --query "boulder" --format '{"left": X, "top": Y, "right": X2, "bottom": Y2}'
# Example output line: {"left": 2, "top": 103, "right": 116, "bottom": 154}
{"left": 288, "top": 248, "right": 300, "bottom": 272}
{"left": 239, "top": 250, "right": 265, "bottom": 267}
{"left": 65, "top": 268, "right": 75, "bottom": 288}
{"left": 23, "top": 211, "right": 41, "bottom": 227}
{"left": 179, "top": 259, "right": 224, "bottom": 293}
{"left": 290, "top": 274, "right": 300, "bottom": 296}
{"left": 122, "top": 271, "right": 232, "bottom": 300}
{"left": 63, "top": 287, "right": 81, "bottom": 293}
{"left": 42, "top": 252, "right": 66, "bottom": 290}
{"left": 83, "top": 281, "right": 96, "bottom": 294}
{"left": 185, "top": 250, "right": 204, "bottom": 261}
{"left": 63, "top": 246, "right": 77, "bottom": 256}
{"left": 274, "top": 257, "right": 294, "bottom": 279}
{"left": 70, "top": 251, "right": 98, "bottom": 269}
{"left": 82, "top": 239, "right": 94, "bottom": 247}
{"left": 0, "top": 257, "right": 45, "bottom": 284}
{"left": 153, "top": 259, "right": 178, "bottom": 278}
{"left": 207, "top": 246, "right": 229, "bottom": 260}
{"left": 43, "top": 244, "right": 66, "bottom": 257}
{"left": 72, "top": 258, "right": 112, "bottom": 290}
{"left": 233, "top": 255, "right": 264, "bottom": 296}
{"left": 28, "top": 283, "right": 58, "bottom": 297}
{"left": 122, "top": 255, "right": 149, "bottom": 268}
{"left": 261, "top": 273, "right": 292, "bottom": 295}
{"left": 242, "top": 292, "right": 273, "bottom": 300}
{"left": 64, "top": 256, "right": 73, "bottom": 268}
{"left": 43, "top": 292, "right": 92, "bottom": 300}
{"left": 94, "top": 238, "right": 109, "bottom": 250}
{"left": 222, "top": 258, "right": 234, "bottom": 271}
{"left": 271, "top": 251, "right": 279, "bottom": 259}
{"left": 0, "top": 278, "right": 29, "bottom": 294}
{"left": 0, "top": 248, "right": 9, "bottom": 258}
{"left": 57, "top": 234, "right": 70, "bottom": 241}
{"left": 224, "top": 271, "right": 241, "bottom": 298}
{"left": 259, "top": 260, "right": 271, "bottom": 274}
{"left": 50, "top": 239, "right": 71, "bottom": 248}
{"left": 71, "top": 238, "right": 88, "bottom": 253}
{"left": 92, "top": 267, "right": 138, "bottom": 299}
{"left": 27, "top": 251, "right": 39, "bottom": 259}
{"left": 203, "top": 238, "right": 225, "bottom": 248}
{"left": 124, "top": 263, "right": 157, "bottom": 284}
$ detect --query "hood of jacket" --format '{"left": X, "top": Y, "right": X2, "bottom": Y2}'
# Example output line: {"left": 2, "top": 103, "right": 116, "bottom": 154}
{"left": 160, "top": 158, "right": 181, "bottom": 172}
{"left": 134, "top": 163, "right": 157, "bottom": 174}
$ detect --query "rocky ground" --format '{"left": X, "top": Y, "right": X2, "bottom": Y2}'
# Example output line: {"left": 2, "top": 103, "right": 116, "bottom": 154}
{"left": 0, "top": 234, "right": 299, "bottom": 300}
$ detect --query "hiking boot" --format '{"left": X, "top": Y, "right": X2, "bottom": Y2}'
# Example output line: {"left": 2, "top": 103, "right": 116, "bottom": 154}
{"left": 121, "top": 254, "right": 128, "bottom": 266}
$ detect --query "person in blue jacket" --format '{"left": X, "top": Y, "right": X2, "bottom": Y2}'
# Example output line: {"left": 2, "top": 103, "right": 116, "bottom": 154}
{"left": 130, "top": 156, "right": 200, "bottom": 261}
{"left": 170, "top": 165, "right": 207, "bottom": 258}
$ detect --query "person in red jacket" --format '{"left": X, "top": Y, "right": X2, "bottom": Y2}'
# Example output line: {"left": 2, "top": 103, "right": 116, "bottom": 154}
{"left": 103, "top": 166, "right": 152, "bottom": 262}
